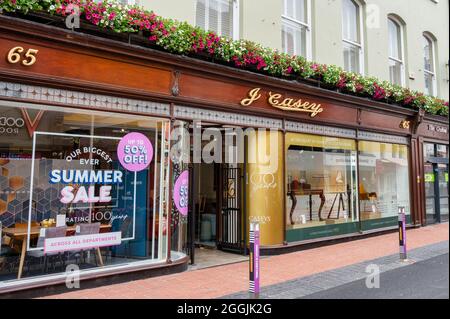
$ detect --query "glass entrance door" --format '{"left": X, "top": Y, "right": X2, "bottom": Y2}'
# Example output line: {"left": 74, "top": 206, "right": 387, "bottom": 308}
{"left": 424, "top": 163, "right": 438, "bottom": 224}
{"left": 424, "top": 143, "right": 449, "bottom": 224}
{"left": 438, "top": 164, "right": 449, "bottom": 222}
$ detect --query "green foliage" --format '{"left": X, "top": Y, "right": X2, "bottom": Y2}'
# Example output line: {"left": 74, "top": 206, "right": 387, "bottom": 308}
{"left": 1, "top": 0, "right": 448, "bottom": 117}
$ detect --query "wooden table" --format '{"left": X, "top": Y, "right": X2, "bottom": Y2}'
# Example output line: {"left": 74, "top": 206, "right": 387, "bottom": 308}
{"left": 2, "top": 224, "right": 112, "bottom": 279}
{"left": 288, "top": 189, "right": 326, "bottom": 225}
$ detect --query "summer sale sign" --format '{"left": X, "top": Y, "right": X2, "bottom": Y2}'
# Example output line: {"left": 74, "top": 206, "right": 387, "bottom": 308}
{"left": 50, "top": 148, "right": 123, "bottom": 205}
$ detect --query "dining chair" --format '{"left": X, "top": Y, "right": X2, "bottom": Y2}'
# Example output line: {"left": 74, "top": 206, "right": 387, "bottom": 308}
{"left": 70, "top": 223, "right": 101, "bottom": 266}
{"left": 27, "top": 226, "right": 67, "bottom": 274}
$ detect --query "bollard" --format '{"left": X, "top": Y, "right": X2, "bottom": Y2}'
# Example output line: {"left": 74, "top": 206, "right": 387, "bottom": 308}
{"left": 398, "top": 206, "right": 407, "bottom": 261}
{"left": 249, "top": 222, "right": 260, "bottom": 298}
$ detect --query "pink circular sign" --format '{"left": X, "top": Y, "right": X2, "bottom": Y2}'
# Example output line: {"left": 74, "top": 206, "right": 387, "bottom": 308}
{"left": 117, "top": 132, "right": 153, "bottom": 172}
{"left": 174, "top": 170, "right": 189, "bottom": 216}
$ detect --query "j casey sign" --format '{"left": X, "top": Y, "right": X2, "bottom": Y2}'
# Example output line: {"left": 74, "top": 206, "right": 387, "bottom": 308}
{"left": 44, "top": 232, "right": 122, "bottom": 253}
{"left": 240, "top": 88, "right": 324, "bottom": 117}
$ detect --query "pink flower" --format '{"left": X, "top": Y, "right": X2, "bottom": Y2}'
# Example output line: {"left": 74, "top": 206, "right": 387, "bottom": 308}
{"left": 337, "top": 76, "right": 346, "bottom": 89}
{"left": 149, "top": 35, "right": 157, "bottom": 41}
{"left": 372, "top": 84, "right": 386, "bottom": 100}
{"left": 404, "top": 96, "right": 414, "bottom": 105}
{"left": 108, "top": 12, "right": 116, "bottom": 20}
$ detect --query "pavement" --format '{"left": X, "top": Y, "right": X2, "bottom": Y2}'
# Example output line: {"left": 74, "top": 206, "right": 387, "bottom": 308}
{"left": 302, "top": 253, "right": 449, "bottom": 299}
{"left": 40, "top": 223, "right": 448, "bottom": 299}
{"left": 223, "top": 241, "right": 449, "bottom": 299}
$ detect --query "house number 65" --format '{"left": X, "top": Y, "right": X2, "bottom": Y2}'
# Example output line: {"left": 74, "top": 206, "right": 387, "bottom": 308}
{"left": 7, "top": 46, "right": 39, "bottom": 66}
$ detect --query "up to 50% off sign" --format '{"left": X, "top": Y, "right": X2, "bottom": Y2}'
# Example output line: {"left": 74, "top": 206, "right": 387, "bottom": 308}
{"left": 117, "top": 132, "right": 154, "bottom": 172}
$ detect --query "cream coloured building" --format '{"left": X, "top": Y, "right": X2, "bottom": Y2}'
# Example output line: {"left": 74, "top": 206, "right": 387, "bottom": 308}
{"left": 132, "top": 0, "right": 449, "bottom": 100}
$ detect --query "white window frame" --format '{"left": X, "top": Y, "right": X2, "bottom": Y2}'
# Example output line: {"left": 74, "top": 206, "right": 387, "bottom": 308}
{"left": 342, "top": 0, "right": 365, "bottom": 75}
{"left": 120, "top": 0, "right": 137, "bottom": 5}
{"left": 387, "top": 16, "right": 406, "bottom": 86}
{"left": 281, "top": 0, "right": 312, "bottom": 60}
{"left": 196, "top": 0, "right": 240, "bottom": 40}
{"left": 423, "top": 33, "right": 437, "bottom": 96}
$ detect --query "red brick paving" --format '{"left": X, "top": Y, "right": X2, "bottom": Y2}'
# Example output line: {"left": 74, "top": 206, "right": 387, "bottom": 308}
{"left": 42, "top": 223, "right": 448, "bottom": 299}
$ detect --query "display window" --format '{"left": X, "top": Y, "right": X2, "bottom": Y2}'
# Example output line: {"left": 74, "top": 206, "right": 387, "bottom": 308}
{"left": 0, "top": 102, "right": 172, "bottom": 284}
{"left": 285, "top": 133, "right": 359, "bottom": 242}
{"left": 358, "top": 141, "right": 411, "bottom": 229}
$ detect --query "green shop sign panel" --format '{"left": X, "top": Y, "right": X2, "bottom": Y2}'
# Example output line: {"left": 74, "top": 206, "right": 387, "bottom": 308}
{"left": 286, "top": 216, "right": 412, "bottom": 243}
{"left": 361, "top": 215, "right": 411, "bottom": 231}
{"left": 425, "top": 173, "right": 435, "bottom": 183}
{"left": 286, "top": 222, "right": 359, "bottom": 243}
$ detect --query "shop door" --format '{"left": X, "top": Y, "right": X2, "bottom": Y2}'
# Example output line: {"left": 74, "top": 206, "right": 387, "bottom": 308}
{"left": 437, "top": 164, "right": 449, "bottom": 222}
{"left": 217, "top": 164, "right": 245, "bottom": 253}
{"left": 425, "top": 163, "right": 438, "bottom": 224}
{"left": 425, "top": 163, "right": 449, "bottom": 224}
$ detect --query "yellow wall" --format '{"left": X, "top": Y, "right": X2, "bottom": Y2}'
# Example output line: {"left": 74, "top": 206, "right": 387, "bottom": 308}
{"left": 246, "top": 130, "right": 284, "bottom": 246}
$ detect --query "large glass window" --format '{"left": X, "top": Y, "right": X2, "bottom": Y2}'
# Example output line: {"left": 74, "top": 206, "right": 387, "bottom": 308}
{"left": 423, "top": 33, "right": 437, "bottom": 96}
{"left": 0, "top": 103, "right": 172, "bottom": 284}
{"left": 342, "top": 0, "right": 363, "bottom": 74}
{"left": 196, "top": 0, "right": 238, "bottom": 39}
{"left": 358, "top": 141, "right": 410, "bottom": 228}
{"left": 388, "top": 17, "right": 405, "bottom": 85}
{"left": 282, "top": 0, "right": 311, "bottom": 59}
{"left": 285, "top": 133, "right": 358, "bottom": 242}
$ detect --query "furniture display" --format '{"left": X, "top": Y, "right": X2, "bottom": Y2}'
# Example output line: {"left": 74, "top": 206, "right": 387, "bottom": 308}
{"left": 27, "top": 226, "right": 67, "bottom": 274}
{"left": 327, "top": 185, "right": 352, "bottom": 220}
{"left": 2, "top": 223, "right": 111, "bottom": 279}
{"left": 288, "top": 182, "right": 326, "bottom": 225}
{"left": 359, "top": 183, "right": 378, "bottom": 215}
{"left": 67, "top": 222, "right": 102, "bottom": 266}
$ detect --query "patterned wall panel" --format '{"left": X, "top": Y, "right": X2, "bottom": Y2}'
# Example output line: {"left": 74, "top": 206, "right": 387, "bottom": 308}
{"left": 358, "top": 131, "right": 409, "bottom": 145}
{"left": 0, "top": 81, "right": 170, "bottom": 117}
{"left": 285, "top": 121, "right": 357, "bottom": 139}
{"left": 174, "top": 105, "right": 283, "bottom": 129}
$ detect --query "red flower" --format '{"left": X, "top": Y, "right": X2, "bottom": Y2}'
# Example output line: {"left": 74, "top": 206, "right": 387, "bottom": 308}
{"left": 337, "top": 76, "right": 346, "bottom": 89}
{"left": 373, "top": 83, "right": 386, "bottom": 100}
{"left": 403, "top": 96, "right": 414, "bottom": 105}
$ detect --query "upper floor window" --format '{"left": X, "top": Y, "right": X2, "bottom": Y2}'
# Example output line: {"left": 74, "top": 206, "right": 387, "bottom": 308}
{"left": 282, "top": 0, "right": 311, "bottom": 59}
{"left": 388, "top": 17, "right": 405, "bottom": 86}
{"left": 423, "top": 33, "right": 437, "bottom": 96}
{"left": 342, "top": 0, "right": 364, "bottom": 74}
{"left": 196, "top": 0, "right": 239, "bottom": 39}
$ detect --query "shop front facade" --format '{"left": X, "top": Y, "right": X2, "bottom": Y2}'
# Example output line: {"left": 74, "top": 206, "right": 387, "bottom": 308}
{"left": 0, "top": 14, "right": 448, "bottom": 293}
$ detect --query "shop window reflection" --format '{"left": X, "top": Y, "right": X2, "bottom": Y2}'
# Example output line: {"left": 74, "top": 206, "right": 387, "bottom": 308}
{"left": 0, "top": 104, "right": 172, "bottom": 283}
{"left": 358, "top": 141, "right": 410, "bottom": 222}
{"left": 285, "top": 133, "right": 358, "bottom": 234}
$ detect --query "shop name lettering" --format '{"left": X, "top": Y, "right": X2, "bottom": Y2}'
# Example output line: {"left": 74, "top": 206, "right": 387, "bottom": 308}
{"left": 428, "top": 124, "right": 448, "bottom": 134}
{"left": 240, "top": 88, "right": 324, "bottom": 117}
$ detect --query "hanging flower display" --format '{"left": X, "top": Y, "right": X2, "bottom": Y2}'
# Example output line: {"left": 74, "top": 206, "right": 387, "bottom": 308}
{"left": 0, "top": 0, "right": 448, "bottom": 116}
